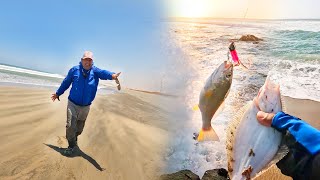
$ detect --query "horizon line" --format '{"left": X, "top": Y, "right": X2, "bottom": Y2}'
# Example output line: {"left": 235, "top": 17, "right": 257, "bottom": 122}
{"left": 164, "top": 16, "right": 320, "bottom": 21}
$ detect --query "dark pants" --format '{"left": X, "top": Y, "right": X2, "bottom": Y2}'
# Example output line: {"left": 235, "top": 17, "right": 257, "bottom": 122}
{"left": 66, "top": 100, "right": 90, "bottom": 148}
{"left": 277, "top": 133, "right": 320, "bottom": 179}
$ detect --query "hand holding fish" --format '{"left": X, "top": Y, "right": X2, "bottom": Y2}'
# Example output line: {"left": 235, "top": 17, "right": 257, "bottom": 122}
{"left": 256, "top": 111, "right": 273, "bottom": 127}
{"left": 112, "top": 72, "right": 121, "bottom": 80}
{"left": 112, "top": 72, "right": 121, "bottom": 90}
{"left": 254, "top": 111, "right": 320, "bottom": 179}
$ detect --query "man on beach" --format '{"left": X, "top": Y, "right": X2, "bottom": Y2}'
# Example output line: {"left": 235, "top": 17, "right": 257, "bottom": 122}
{"left": 51, "top": 51, "right": 121, "bottom": 155}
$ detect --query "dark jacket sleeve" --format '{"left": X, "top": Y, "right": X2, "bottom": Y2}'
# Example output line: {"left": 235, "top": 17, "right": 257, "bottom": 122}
{"left": 94, "top": 67, "right": 114, "bottom": 80}
{"left": 56, "top": 68, "right": 74, "bottom": 96}
{"left": 272, "top": 111, "right": 320, "bottom": 155}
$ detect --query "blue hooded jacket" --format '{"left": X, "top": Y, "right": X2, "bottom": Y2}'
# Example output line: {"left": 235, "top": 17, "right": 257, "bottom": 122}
{"left": 56, "top": 62, "right": 114, "bottom": 106}
{"left": 272, "top": 111, "right": 320, "bottom": 156}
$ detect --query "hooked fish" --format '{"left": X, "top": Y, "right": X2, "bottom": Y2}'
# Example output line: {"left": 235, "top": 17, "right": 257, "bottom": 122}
{"left": 226, "top": 77, "right": 286, "bottom": 180}
{"left": 196, "top": 61, "right": 233, "bottom": 141}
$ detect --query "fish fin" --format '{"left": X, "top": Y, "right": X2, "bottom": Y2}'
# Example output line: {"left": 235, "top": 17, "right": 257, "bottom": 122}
{"left": 280, "top": 95, "right": 287, "bottom": 113}
{"left": 212, "top": 101, "right": 225, "bottom": 120}
{"left": 197, "top": 127, "right": 220, "bottom": 141}
{"left": 192, "top": 104, "right": 199, "bottom": 111}
{"left": 226, "top": 101, "right": 252, "bottom": 177}
{"left": 253, "top": 153, "right": 291, "bottom": 179}
{"left": 252, "top": 164, "right": 291, "bottom": 180}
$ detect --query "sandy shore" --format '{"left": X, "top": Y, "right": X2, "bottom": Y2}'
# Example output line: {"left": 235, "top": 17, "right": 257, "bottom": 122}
{"left": 282, "top": 95, "right": 320, "bottom": 130}
{"left": 0, "top": 86, "right": 173, "bottom": 180}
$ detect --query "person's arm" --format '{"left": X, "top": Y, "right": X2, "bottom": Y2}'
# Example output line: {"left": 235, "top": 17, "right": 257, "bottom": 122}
{"left": 94, "top": 67, "right": 121, "bottom": 80}
{"left": 94, "top": 67, "right": 115, "bottom": 80}
{"left": 257, "top": 111, "right": 320, "bottom": 156}
{"left": 56, "top": 68, "right": 74, "bottom": 96}
{"left": 272, "top": 112, "right": 320, "bottom": 156}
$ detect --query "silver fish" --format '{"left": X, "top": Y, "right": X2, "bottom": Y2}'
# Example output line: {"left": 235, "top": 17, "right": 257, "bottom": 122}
{"left": 226, "top": 77, "right": 285, "bottom": 180}
{"left": 196, "top": 61, "right": 233, "bottom": 141}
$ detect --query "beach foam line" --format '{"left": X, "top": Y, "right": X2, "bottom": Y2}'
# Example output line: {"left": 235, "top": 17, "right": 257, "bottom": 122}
{"left": 0, "top": 64, "right": 64, "bottom": 79}
{"left": 0, "top": 81, "right": 59, "bottom": 88}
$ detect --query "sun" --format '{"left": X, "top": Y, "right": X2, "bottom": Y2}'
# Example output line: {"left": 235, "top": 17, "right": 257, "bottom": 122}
{"left": 175, "top": 0, "right": 209, "bottom": 18}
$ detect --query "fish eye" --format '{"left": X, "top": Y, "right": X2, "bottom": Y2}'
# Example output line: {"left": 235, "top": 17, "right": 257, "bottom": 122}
{"left": 225, "top": 74, "right": 231, "bottom": 78}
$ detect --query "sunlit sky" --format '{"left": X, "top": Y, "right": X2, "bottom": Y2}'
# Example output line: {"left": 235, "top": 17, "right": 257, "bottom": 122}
{"left": 164, "top": 0, "right": 320, "bottom": 19}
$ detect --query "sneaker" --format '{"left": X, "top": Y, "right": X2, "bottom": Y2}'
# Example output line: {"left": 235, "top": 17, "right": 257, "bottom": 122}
{"left": 64, "top": 147, "right": 74, "bottom": 156}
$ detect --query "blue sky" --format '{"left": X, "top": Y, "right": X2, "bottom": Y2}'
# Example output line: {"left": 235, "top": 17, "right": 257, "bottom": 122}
{"left": 0, "top": 0, "right": 167, "bottom": 90}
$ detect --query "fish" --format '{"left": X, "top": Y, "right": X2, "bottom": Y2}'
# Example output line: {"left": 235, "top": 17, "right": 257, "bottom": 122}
{"left": 115, "top": 77, "right": 121, "bottom": 90}
{"left": 226, "top": 77, "right": 287, "bottom": 180}
{"left": 196, "top": 61, "right": 233, "bottom": 141}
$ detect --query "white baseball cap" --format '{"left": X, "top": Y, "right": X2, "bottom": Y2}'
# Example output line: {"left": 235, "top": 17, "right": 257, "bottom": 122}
{"left": 82, "top": 51, "right": 93, "bottom": 60}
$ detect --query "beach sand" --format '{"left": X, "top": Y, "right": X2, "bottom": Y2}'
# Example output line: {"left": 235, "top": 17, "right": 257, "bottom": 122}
{"left": 0, "top": 86, "right": 172, "bottom": 180}
{"left": 282, "top": 95, "right": 320, "bottom": 130}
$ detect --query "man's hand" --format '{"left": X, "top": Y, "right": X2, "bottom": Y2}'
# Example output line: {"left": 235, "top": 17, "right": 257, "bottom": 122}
{"left": 112, "top": 72, "right": 121, "bottom": 91}
{"left": 256, "top": 111, "right": 274, "bottom": 127}
{"left": 112, "top": 72, "right": 121, "bottom": 80}
{"left": 51, "top": 93, "right": 60, "bottom": 102}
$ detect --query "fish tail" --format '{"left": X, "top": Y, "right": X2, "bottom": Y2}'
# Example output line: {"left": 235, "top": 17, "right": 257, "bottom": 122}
{"left": 197, "top": 126, "right": 220, "bottom": 141}
{"left": 192, "top": 104, "right": 199, "bottom": 111}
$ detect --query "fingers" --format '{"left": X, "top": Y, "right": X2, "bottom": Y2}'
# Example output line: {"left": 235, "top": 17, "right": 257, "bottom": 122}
{"left": 256, "top": 111, "right": 274, "bottom": 127}
{"left": 257, "top": 111, "right": 268, "bottom": 120}
{"left": 51, "top": 94, "right": 57, "bottom": 102}
{"left": 114, "top": 72, "right": 121, "bottom": 78}
{"left": 113, "top": 72, "right": 121, "bottom": 80}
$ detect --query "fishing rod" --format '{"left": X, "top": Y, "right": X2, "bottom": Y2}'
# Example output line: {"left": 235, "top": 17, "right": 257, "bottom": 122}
{"left": 227, "top": 0, "right": 252, "bottom": 70}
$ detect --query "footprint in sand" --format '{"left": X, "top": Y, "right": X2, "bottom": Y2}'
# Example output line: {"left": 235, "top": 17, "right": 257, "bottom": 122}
{"left": 56, "top": 136, "right": 67, "bottom": 146}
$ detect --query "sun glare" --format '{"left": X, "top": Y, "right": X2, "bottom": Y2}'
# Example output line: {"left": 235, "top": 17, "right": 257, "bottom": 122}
{"left": 176, "top": 0, "right": 209, "bottom": 18}
{"left": 168, "top": 0, "right": 278, "bottom": 19}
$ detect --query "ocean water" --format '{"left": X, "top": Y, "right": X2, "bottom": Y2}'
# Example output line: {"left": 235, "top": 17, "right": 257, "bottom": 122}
{"left": 162, "top": 19, "right": 320, "bottom": 176}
